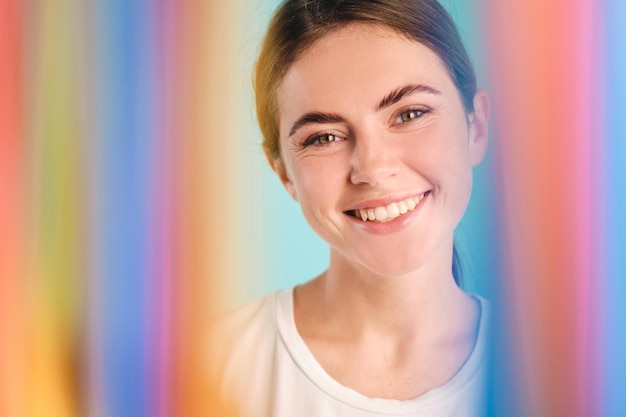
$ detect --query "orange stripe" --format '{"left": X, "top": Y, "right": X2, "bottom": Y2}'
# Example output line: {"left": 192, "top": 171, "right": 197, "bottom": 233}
{"left": 170, "top": 2, "right": 243, "bottom": 416}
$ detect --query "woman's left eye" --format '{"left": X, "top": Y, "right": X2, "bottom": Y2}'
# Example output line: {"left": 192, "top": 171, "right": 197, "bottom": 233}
{"left": 395, "top": 108, "right": 428, "bottom": 124}
{"left": 302, "top": 133, "right": 343, "bottom": 147}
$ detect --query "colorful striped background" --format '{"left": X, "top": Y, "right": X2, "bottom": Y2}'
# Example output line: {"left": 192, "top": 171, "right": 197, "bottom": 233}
{"left": 0, "top": 0, "right": 624, "bottom": 416}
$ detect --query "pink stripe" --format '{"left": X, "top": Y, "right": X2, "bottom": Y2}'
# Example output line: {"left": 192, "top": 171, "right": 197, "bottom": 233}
{"left": 147, "top": 1, "right": 178, "bottom": 415}
{"left": 572, "top": 1, "right": 602, "bottom": 413}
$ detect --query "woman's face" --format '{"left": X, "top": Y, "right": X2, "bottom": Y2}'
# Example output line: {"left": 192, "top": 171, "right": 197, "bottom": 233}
{"left": 274, "top": 24, "right": 488, "bottom": 276}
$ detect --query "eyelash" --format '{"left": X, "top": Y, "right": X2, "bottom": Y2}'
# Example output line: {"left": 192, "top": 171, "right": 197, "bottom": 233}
{"left": 300, "top": 107, "right": 430, "bottom": 147}
{"left": 302, "top": 132, "right": 344, "bottom": 147}
{"left": 394, "top": 107, "right": 431, "bottom": 124}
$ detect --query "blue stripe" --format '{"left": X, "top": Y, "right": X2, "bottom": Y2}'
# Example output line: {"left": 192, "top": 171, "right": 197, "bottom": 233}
{"left": 602, "top": 0, "right": 626, "bottom": 415}
{"left": 93, "top": 0, "right": 155, "bottom": 415}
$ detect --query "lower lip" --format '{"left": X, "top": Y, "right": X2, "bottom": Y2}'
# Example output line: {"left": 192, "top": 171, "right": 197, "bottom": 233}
{"left": 346, "top": 194, "right": 429, "bottom": 235}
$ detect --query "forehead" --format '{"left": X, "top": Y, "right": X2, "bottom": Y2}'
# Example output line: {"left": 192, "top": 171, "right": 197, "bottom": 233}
{"left": 276, "top": 24, "right": 458, "bottom": 130}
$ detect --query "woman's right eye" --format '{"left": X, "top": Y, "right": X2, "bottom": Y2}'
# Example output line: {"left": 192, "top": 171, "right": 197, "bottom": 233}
{"left": 303, "top": 133, "right": 343, "bottom": 147}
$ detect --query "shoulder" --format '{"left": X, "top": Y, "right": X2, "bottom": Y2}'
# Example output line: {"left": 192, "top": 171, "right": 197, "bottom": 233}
{"left": 209, "top": 291, "right": 279, "bottom": 368}
{"left": 467, "top": 294, "right": 490, "bottom": 371}
{"left": 411, "top": 294, "right": 490, "bottom": 415}
{"left": 211, "top": 292, "right": 277, "bottom": 343}
{"left": 207, "top": 289, "right": 293, "bottom": 392}
{"left": 474, "top": 294, "right": 491, "bottom": 341}
{"left": 206, "top": 289, "right": 295, "bottom": 414}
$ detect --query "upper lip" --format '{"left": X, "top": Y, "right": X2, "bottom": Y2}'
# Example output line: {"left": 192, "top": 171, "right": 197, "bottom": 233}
{"left": 344, "top": 191, "right": 430, "bottom": 211}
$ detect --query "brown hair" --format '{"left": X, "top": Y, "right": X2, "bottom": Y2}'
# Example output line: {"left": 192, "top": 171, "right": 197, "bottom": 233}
{"left": 254, "top": 0, "right": 477, "bottom": 285}
{"left": 254, "top": 0, "right": 477, "bottom": 161}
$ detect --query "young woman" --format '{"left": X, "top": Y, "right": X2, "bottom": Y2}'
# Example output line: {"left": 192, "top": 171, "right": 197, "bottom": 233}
{"left": 210, "top": 0, "right": 490, "bottom": 415}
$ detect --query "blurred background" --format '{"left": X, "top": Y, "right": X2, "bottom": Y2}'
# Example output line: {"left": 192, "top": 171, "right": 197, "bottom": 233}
{"left": 0, "top": 0, "right": 624, "bottom": 416}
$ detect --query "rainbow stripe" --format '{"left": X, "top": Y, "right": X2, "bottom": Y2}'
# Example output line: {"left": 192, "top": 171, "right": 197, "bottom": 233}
{"left": 0, "top": 1, "right": 624, "bottom": 416}
{"left": 484, "top": 0, "right": 626, "bottom": 415}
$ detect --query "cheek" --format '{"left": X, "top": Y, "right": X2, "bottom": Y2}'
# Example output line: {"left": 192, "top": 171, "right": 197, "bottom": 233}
{"left": 441, "top": 154, "right": 474, "bottom": 218}
{"left": 406, "top": 123, "right": 471, "bottom": 174}
{"left": 291, "top": 156, "right": 345, "bottom": 209}
{"left": 405, "top": 125, "right": 474, "bottom": 205}
{"left": 289, "top": 162, "right": 348, "bottom": 245}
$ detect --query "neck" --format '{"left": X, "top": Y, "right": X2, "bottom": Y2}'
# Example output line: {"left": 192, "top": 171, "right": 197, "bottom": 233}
{"left": 295, "top": 239, "right": 475, "bottom": 341}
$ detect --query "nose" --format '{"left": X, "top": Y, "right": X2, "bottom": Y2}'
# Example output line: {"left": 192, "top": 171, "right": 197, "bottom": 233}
{"left": 349, "top": 131, "right": 398, "bottom": 186}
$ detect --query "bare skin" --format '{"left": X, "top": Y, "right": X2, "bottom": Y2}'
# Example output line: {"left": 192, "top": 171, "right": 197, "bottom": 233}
{"left": 275, "top": 24, "right": 489, "bottom": 400}
{"left": 293, "top": 240, "right": 479, "bottom": 400}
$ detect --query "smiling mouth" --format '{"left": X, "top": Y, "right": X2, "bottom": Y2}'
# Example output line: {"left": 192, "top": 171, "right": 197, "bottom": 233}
{"left": 346, "top": 191, "right": 431, "bottom": 223}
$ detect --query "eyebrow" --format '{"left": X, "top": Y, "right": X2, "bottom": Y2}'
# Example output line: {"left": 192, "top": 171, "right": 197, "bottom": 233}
{"left": 288, "top": 112, "right": 345, "bottom": 138}
{"left": 377, "top": 83, "right": 441, "bottom": 110}
{"left": 287, "top": 84, "right": 441, "bottom": 138}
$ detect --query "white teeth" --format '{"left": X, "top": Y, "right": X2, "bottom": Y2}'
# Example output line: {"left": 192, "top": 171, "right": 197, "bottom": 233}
{"left": 374, "top": 207, "right": 388, "bottom": 222}
{"left": 354, "top": 193, "right": 428, "bottom": 223}
{"left": 387, "top": 203, "right": 400, "bottom": 219}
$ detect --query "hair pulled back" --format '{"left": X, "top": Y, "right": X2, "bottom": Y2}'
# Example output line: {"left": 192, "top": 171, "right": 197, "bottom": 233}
{"left": 254, "top": 0, "right": 476, "bottom": 286}
{"left": 254, "top": 0, "right": 477, "bottom": 161}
